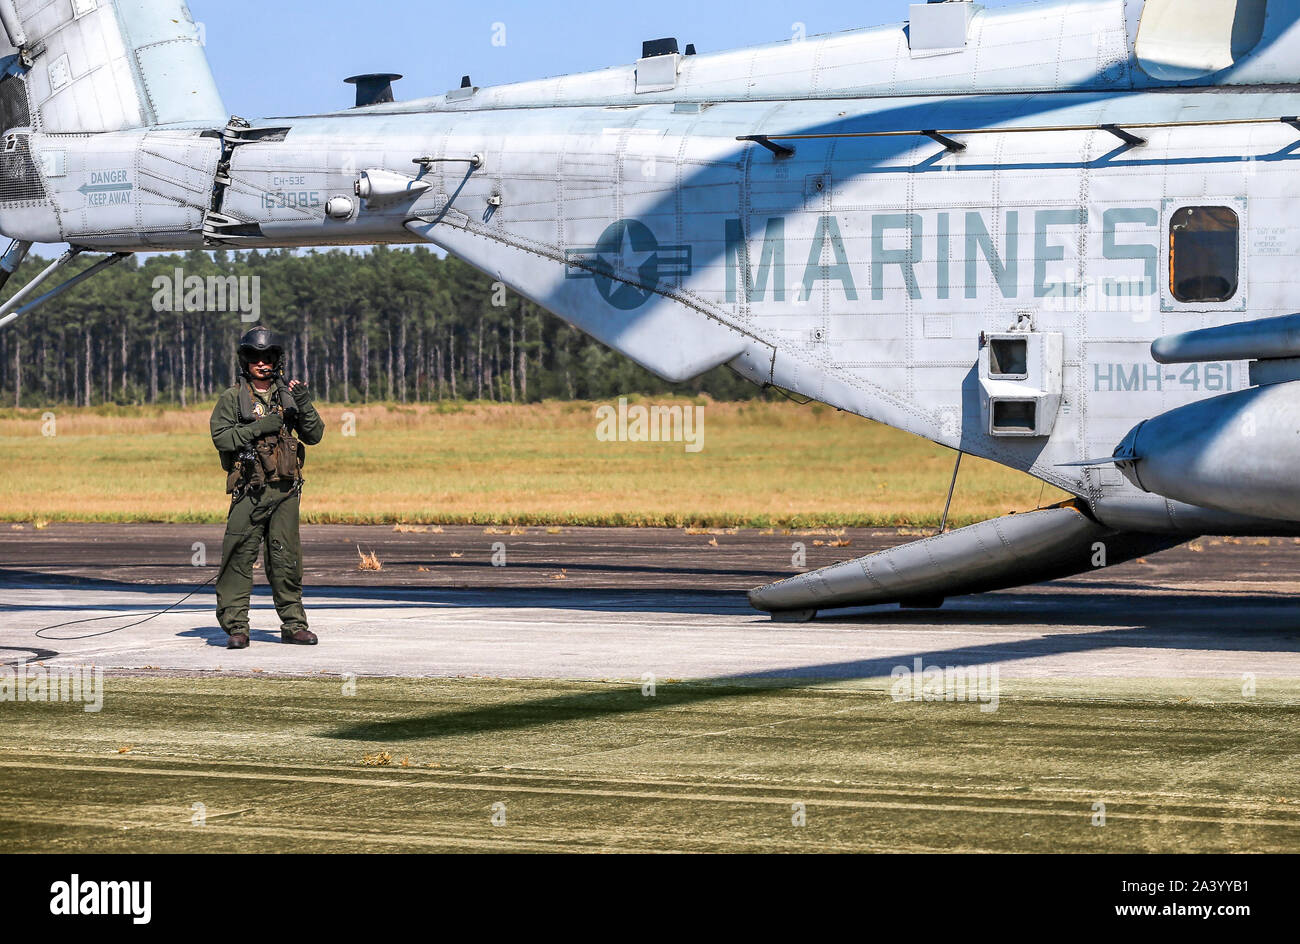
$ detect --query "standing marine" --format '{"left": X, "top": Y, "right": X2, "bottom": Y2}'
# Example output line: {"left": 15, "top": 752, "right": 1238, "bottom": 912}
{"left": 210, "top": 326, "right": 326, "bottom": 649}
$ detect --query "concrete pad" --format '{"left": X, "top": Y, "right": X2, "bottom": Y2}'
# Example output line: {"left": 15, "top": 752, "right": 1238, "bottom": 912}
{"left": 2, "top": 526, "right": 1298, "bottom": 683}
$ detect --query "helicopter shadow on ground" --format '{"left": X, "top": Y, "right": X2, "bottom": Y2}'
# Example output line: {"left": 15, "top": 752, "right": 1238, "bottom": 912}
{"left": 322, "top": 588, "right": 1300, "bottom": 743}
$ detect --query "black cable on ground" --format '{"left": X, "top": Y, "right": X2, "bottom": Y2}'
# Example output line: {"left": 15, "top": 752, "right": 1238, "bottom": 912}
{"left": 33, "top": 573, "right": 221, "bottom": 641}
{"left": 32, "top": 484, "right": 301, "bottom": 642}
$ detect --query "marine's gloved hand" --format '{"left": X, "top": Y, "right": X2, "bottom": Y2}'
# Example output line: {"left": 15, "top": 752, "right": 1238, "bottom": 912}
{"left": 288, "top": 380, "right": 312, "bottom": 408}
{"left": 250, "top": 413, "right": 284, "bottom": 437}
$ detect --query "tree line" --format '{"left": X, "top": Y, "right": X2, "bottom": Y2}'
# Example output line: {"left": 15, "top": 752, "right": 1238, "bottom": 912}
{"left": 0, "top": 246, "right": 766, "bottom": 408}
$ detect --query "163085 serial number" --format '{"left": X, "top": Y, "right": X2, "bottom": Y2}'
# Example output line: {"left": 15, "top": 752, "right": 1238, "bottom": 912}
{"left": 261, "top": 191, "right": 322, "bottom": 211}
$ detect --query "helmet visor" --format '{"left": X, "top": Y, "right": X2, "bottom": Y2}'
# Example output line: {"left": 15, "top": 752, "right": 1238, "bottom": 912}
{"left": 240, "top": 346, "right": 282, "bottom": 367}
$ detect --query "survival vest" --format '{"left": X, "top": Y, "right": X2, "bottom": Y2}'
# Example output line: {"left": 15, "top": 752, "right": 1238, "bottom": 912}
{"left": 222, "top": 378, "right": 307, "bottom": 494}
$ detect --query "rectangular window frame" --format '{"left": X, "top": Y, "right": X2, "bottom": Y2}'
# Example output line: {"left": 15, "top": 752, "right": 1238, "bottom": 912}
{"left": 988, "top": 337, "right": 1030, "bottom": 380}
{"left": 1161, "top": 198, "right": 1247, "bottom": 313}
{"left": 990, "top": 399, "right": 1039, "bottom": 435}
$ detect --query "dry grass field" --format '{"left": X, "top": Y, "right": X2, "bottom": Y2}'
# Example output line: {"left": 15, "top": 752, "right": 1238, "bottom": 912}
{"left": 0, "top": 399, "right": 1065, "bottom": 527}
{"left": 4, "top": 676, "right": 1297, "bottom": 853}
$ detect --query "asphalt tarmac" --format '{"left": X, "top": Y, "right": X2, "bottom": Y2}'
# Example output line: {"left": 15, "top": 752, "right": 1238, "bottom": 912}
{"left": 3, "top": 524, "right": 1298, "bottom": 681}
{"left": 4, "top": 525, "right": 1298, "bottom": 854}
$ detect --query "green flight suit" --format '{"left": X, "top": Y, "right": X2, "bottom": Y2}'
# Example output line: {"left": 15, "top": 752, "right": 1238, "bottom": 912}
{"left": 210, "top": 379, "right": 325, "bottom": 637}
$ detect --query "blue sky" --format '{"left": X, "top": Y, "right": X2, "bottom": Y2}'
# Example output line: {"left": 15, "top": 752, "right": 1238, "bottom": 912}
{"left": 191, "top": 0, "right": 1034, "bottom": 117}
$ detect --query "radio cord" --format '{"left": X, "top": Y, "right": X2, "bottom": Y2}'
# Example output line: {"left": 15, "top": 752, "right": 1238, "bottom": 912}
{"left": 32, "top": 484, "right": 299, "bottom": 642}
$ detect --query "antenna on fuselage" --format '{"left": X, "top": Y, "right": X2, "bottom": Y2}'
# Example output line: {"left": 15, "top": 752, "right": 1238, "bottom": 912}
{"left": 344, "top": 73, "right": 403, "bottom": 108}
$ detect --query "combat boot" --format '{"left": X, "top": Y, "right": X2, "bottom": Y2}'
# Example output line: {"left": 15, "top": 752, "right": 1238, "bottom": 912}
{"left": 281, "top": 628, "right": 318, "bottom": 645}
{"left": 227, "top": 633, "right": 250, "bottom": 650}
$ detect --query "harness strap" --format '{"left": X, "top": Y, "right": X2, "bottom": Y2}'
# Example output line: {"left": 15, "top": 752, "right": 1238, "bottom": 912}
{"left": 236, "top": 377, "right": 298, "bottom": 423}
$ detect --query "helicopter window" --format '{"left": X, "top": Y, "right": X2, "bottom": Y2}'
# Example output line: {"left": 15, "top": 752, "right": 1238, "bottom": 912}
{"left": 991, "top": 400, "right": 1037, "bottom": 434}
{"left": 1170, "top": 206, "right": 1239, "bottom": 303}
{"left": 988, "top": 338, "right": 1029, "bottom": 378}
